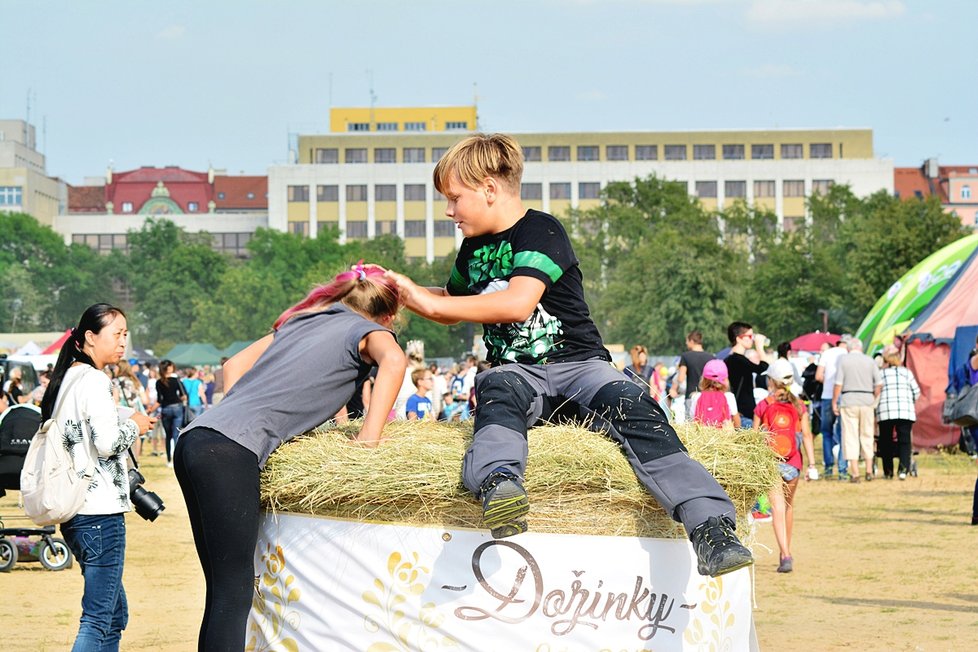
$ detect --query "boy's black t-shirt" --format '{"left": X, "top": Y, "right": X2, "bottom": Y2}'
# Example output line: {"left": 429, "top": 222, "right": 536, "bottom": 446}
{"left": 725, "top": 352, "right": 768, "bottom": 416}
{"left": 447, "top": 209, "right": 609, "bottom": 366}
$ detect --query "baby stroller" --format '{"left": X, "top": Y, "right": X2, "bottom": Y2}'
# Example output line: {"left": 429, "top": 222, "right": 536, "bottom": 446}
{"left": 0, "top": 403, "right": 73, "bottom": 572}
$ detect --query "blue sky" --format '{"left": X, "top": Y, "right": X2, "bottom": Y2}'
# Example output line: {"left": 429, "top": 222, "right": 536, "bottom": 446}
{"left": 3, "top": 0, "right": 975, "bottom": 184}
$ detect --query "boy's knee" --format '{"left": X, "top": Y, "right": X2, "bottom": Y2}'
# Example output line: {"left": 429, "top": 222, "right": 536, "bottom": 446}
{"left": 475, "top": 370, "right": 535, "bottom": 434}
{"left": 588, "top": 379, "right": 686, "bottom": 461}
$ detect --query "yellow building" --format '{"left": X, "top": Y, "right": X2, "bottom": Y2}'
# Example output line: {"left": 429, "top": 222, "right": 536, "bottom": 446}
{"left": 0, "top": 120, "right": 66, "bottom": 225}
{"left": 269, "top": 106, "right": 892, "bottom": 261}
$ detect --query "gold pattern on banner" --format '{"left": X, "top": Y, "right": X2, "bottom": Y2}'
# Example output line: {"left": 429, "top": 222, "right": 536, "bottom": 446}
{"left": 246, "top": 543, "right": 302, "bottom": 652}
{"left": 683, "top": 576, "right": 736, "bottom": 652}
{"left": 362, "top": 550, "right": 459, "bottom": 651}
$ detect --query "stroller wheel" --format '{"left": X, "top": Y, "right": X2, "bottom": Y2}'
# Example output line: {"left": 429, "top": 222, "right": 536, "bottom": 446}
{"left": 39, "top": 538, "right": 72, "bottom": 571}
{"left": 0, "top": 538, "right": 18, "bottom": 572}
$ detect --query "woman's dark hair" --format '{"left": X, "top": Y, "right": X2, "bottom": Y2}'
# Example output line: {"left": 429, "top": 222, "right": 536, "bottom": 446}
{"left": 41, "top": 303, "right": 126, "bottom": 420}
{"left": 158, "top": 360, "right": 175, "bottom": 388}
{"left": 777, "top": 341, "right": 792, "bottom": 360}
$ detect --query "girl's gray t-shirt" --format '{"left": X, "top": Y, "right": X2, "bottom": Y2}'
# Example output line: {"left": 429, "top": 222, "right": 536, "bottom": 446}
{"left": 186, "top": 304, "right": 388, "bottom": 467}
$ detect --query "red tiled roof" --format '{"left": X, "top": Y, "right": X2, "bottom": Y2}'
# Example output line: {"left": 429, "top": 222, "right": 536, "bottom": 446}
{"left": 115, "top": 166, "right": 209, "bottom": 184}
{"left": 893, "top": 167, "right": 933, "bottom": 200}
{"left": 213, "top": 175, "right": 268, "bottom": 210}
{"left": 67, "top": 185, "right": 106, "bottom": 213}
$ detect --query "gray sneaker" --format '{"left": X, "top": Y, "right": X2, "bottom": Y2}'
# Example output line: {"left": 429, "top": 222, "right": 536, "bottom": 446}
{"left": 689, "top": 516, "right": 754, "bottom": 577}
{"left": 480, "top": 470, "right": 529, "bottom": 538}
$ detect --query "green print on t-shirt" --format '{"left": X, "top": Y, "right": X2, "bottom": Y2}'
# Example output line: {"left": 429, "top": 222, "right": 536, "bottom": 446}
{"left": 463, "top": 240, "right": 565, "bottom": 364}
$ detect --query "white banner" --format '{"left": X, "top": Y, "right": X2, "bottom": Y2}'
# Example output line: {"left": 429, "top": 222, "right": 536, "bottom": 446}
{"left": 247, "top": 514, "right": 757, "bottom": 652}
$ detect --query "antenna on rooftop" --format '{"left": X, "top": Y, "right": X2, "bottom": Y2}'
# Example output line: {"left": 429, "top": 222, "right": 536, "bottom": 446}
{"left": 367, "top": 69, "right": 377, "bottom": 130}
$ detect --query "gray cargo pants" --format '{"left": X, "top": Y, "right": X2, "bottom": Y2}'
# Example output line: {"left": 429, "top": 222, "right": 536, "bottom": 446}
{"left": 463, "top": 359, "right": 736, "bottom": 535}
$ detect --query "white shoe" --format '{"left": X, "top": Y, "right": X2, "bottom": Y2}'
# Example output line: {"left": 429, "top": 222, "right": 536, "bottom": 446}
{"left": 898, "top": 471, "right": 907, "bottom": 480}
{"left": 166, "top": 462, "right": 173, "bottom": 469}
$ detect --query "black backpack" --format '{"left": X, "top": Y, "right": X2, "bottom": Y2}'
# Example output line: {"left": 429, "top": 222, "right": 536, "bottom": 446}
{"left": 0, "top": 403, "right": 43, "bottom": 456}
{"left": 801, "top": 363, "right": 822, "bottom": 402}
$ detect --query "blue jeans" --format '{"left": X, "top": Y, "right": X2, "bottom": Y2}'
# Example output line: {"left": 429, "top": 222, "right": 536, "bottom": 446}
{"left": 819, "top": 398, "right": 847, "bottom": 475}
{"left": 739, "top": 415, "right": 753, "bottom": 429}
{"left": 160, "top": 403, "right": 185, "bottom": 462}
{"left": 60, "top": 513, "right": 128, "bottom": 651}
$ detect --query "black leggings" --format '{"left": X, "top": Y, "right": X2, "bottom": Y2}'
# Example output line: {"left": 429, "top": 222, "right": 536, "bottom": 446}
{"left": 174, "top": 427, "right": 260, "bottom": 652}
{"left": 877, "top": 419, "right": 913, "bottom": 476}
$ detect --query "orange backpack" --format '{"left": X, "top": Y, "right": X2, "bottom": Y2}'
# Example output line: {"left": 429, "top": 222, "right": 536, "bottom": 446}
{"left": 760, "top": 397, "right": 800, "bottom": 460}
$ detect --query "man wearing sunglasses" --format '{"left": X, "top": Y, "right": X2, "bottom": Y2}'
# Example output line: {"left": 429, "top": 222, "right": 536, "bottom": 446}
{"left": 725, "top": 322, "right": 769, "bottom": 428}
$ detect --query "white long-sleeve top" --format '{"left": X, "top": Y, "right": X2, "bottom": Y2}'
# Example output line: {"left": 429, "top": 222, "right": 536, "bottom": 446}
{"left": 56, "top": 364, "right": 139, "bottom": 515}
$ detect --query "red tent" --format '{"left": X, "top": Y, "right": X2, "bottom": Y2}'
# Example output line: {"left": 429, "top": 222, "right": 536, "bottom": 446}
{"left": 904, "top": 245, "right": 978, "bottom": 448}
{"left": 41, "top": 329, "right": 72, "bottom": 355}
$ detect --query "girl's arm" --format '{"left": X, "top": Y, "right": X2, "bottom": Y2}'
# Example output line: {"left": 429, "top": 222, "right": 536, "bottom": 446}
{"left": 800, "top": 410, "right": 816, "bottom": 470}
{"left": 357, "top": 331, "right": 407, "bottom": 445}
{"left": 223, "top": 334, "right": 274, "bottom": 394}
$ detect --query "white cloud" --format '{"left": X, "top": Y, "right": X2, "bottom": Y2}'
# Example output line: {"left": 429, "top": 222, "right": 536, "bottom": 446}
{"left": 156, "top": 25, "right": 187, "bottom": 40}
{"left": 742, "top": 63, "right": 800, "bottom": 78}
{"left": 748, "top": 0, "right": 905, "bottom": 25}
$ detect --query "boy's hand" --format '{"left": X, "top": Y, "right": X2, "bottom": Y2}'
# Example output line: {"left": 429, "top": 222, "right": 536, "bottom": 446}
{"left": 385, "top": 270, "right": 429, "bottom": 313}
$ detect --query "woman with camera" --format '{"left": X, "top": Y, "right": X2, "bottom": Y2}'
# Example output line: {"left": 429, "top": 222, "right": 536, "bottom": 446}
{"left": 40, "top": 303, "right": 156, "bottom": 652}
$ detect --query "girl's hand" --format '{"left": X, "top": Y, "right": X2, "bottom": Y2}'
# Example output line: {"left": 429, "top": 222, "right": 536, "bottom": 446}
{"left": 131, "top": 412, "right": 157, "bottom": 435}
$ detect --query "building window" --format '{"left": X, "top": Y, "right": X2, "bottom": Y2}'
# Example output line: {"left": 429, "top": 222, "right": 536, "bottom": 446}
{"left": 432, "top": 147, "right": 448, "bottom": 161}
{"left": 693, "top": 144, "right": 716, "bottom": 160}
{"left": 810, "top": 143, "right": 833, "bottom": 159}
{"left": 812, "top": 179, "right": 833, "bottom": 195}
{"left": 0, "top": 186, "right": 23, "bottom": 205}
{"left": 315, "top": 148, "right": 339, "bottom": 164}
{"left": 375, "top": 184, "right": 396, "bottom": 202}
{"left": 752, "top": 144, "right": 774, "bottom": 160}
{"left": 963, "top": 184, "right": 972, "bottom": 200}
{"left": 122, "top": 201, "right": 134, "bottom": 213}
{"left": 187, "top": 201, "right": 199, "bottom": 212}
{"left": 753, "top": 180, "right": 775, "bottom": 198}
{"left": 781, "top": 144, "right": 803, "bottom": 159}
{"left": 405, "top": 122, "right": 426, "bottom": 131}
{"left": 345, "top": 221, "right": 368, "bottom": 239}
{"left": 403, "top": 147, "right": 426, "bottom": 163}
{"left": 404, "top": 184, "right": 426, "bottom": 201}
{"left": 347, "top": 122, "right": 370, "bottom": 132}
{"left": 577, "top": 145, "right": 599, "bottom": 161}
{"left": 246, "top": 192, "right": 255, "bottom": 200}
{"left": 550, "top": 182, "right": 571, "bottom": 200}
{"left": 606, "top": 145, "right": 628, "bottom": 161}
{"left": 376, "top": 122, "right": 398, "bottom": 132}
{"left": 376, "top": 220, "right": 397, "bottom": 235}
{"left": 722, "top": 144, "right": 745, "bottom": 160}
{"left": 346, "top": 185, "right": 367, "bottom": 202}
{"left": 375, "top": 147, "right": 396, "bottom": 164}
{"left": 520, "top": 183, "right": 542, "bottom": 200}
{"left": 579, "top": 182, "right": 601, "bottom": 199}
{"left": 288, "top": 185, "right": 309, "bottom": 202}
{"left": 345, "top": 148, "right": 367, "bottom": 164}
{"left": 725, "top": 180, "right": 747, "bottom": 198}
{"left": 434, "top": 220, "right": 455, "bottom": 237}
{"left": 288, "top": 221, "right": 309, "bottom": 235}
{"left": 523, "top": 146, "right": 541, "bottom": 162}
{"left": 664, "top": 145, "right": 687, "bottom": 160}
{"left": 548, "top": 146, "right": 570, "bottom": 162}
{"left": 783, "top": 180, "right": 805, "bottom": 197}
{"left": 635, "top": 145, "right": 658, "bottom": 161}
{"left": 445, "top": 121, "right": 468, "bottom": 130}
{"left": 404, "top": 220, "right": 426, "bottom": 237}
{"left": 695, "top": 181, "right": 717, "bottom": 198}
{"left": 317, "top": 185, "right": 338, "bottom": 201}
{"left": 217, "top": 192, "right": 225, "bottom": 200}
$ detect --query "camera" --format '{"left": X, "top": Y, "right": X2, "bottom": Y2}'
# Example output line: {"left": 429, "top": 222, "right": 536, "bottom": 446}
{"left": 128, "top": 468, "right": 165, "bottom": 521}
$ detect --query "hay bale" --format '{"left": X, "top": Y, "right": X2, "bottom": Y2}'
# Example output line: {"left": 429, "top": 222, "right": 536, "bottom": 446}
{"left": 260, "top": 420, "right": 780, "bottom": 539}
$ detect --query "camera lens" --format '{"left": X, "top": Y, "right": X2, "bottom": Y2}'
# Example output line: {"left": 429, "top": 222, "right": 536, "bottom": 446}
{"left": 128, "top": 468, "right": 165, "bottom": 521}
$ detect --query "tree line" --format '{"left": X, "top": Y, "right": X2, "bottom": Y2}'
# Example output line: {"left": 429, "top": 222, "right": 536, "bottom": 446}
{"left": 0, "top": 175, "right": 967, "bottom": 358}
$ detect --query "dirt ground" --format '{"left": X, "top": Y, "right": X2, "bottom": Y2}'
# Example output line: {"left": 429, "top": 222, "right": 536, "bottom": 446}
{"left": 3, "top": 449, "right": 976, "bottom": 651}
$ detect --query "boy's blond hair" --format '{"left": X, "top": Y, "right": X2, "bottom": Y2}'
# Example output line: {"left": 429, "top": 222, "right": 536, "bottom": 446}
{"left": 410, "top": 367, "right": 429, "bottom": 388}
{"left": 433, "top": 133, "right": 523, "bottom": 194}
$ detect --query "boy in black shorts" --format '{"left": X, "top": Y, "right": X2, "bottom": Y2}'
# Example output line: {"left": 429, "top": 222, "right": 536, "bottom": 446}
{"left": 386, "top": 134, "right": 752, "bottom": 577}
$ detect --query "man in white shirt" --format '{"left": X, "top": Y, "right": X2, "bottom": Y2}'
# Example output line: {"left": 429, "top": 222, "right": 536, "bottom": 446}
{"left": 816, "top": 337, "right": 849, "bottom": 479}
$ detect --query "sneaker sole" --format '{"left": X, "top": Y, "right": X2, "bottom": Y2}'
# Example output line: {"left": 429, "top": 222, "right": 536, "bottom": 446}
{"left": 483, "top": 480, "right": 529, "bottom": 529}
{"left": 490, "top": 519, "right": 528, "bottom": 539}
{"left": 699, "top": 552, "right": 754, "bottom": 577}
